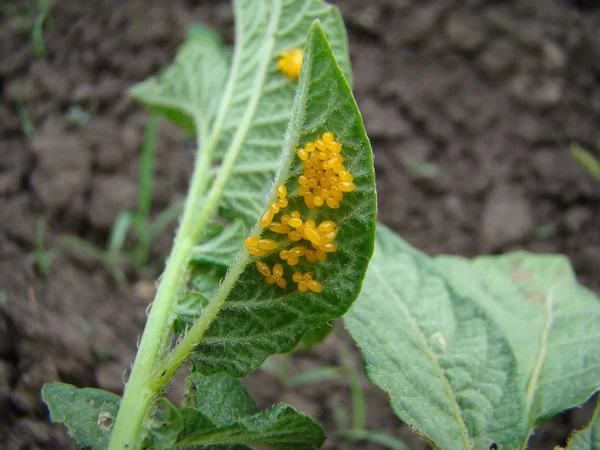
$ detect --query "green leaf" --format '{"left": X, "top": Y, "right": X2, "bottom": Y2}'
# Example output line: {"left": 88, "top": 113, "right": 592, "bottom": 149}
{"left": 177, "top": 403, "right": 324, "bottom": 449}
{"left": 186, "top": 22, "right": 376, "bottom": 377}
{"left": 132, "top": 0, "right": 351, "bottom": 228}
{"left": 151, "top": 371, "right": 324, "bottom": 449}
{"left": 191, "top": 220, "right": 247, "bottom": 269}
{"left": 344, "top": 225, "right": 526, "bottom": 450}
{"left": 299, "top": 321, "right": 333, "bottom": 351}
{"left": 42, "top": 382, "right": 121, "bottom": 450}
{"left": 560, "top": 396, "right": 600, "bottom": 450}
{"left": 183, "top": 372, "right": 260, "bottom": 421}
{"left": 143, "top": 398, "right": 184, "bottom": 450}
{"left": 131, "top": 23, "right": 230, "bottom": 135}
{"left": 436, "top": 251, "right": 600, "bottom": 444}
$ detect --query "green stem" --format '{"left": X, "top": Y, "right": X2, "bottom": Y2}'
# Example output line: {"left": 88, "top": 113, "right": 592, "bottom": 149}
{"left": 107, "top": 118, "right": 215, "bottom": 450}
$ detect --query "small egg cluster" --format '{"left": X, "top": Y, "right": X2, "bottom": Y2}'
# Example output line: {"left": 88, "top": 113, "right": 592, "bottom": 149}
{"left": 244, "top": 131, "right": 355, "bottom": 294}
{"left": 296, "top": 132, "right": 356, "bottom": 210}
{"left": 277, "top": 48, "right": 303, "bottom": 80}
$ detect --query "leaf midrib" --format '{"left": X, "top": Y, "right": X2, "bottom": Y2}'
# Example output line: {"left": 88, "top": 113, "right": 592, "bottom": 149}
{"left": 370, "top": 251, "right": 472, "bottom": 450}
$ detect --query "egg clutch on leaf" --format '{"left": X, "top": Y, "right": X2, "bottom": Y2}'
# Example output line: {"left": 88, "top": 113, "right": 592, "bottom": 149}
{"left": 244, "top": 132, "right": 356, "bottom": 293}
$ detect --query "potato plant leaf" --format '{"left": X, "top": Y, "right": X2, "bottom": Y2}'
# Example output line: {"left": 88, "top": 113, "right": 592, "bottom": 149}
{"left": 183, "top": 21, "right": 376, "bottom": 378}
{"left": 41, "top": 383, "right": 120, "bottom": 450}
{"left": 436, "top": 252, "right": 600, "bottom": 446}
{"left": 131, "top": 0, "right": 351, "bottom": 228}
{"left": 344, "top": 225, "right": 526, "bottom": 450}
{"left": 145, "top": 371, "right": 323, "bottom": 449}
{"left": 559, "top": 396, "right": 600, "bottom": 450}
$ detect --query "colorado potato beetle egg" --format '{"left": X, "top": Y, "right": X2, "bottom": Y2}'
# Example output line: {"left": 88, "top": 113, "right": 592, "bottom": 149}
{"left": 277, "top": 48, "right": 303, "bottom": 80}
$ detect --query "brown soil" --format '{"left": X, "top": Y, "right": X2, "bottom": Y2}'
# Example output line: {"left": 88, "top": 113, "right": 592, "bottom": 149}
{"left": 1, "top": 0, "right": 599, "bottom": 449}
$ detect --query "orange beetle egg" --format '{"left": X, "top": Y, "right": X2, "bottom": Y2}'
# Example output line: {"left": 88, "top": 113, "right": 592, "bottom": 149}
{"left": 339, "top": 171, "right": 354, "bottom": 182}
{"left": 258, "top": 239, "right": 279, "bottom": 250}
{"left": 269, "top": 222, "right": 290, "bottom": 234}
{"left": 277, "top": 48, "right": 303, "bottom": 80}
{"left": 339, "top": 181, "right": 356, "bottom": 192}
{"left": 281, "top": 214, "right": 291, "bottom": 225}
{"left": 304, "top": 226, "right": 321, "bottom": 245}
{"left": 260, "top": 210, "right": 275, "bottom": 227}
{"left": 256, "top": 261, "right": 270, "bottom": 276}
{"left": 248, "top": 246, "right": 266, "bottom": 257}
{"left": 305, "top": 250, "right": 318, "bottom": 263}
{"left": 320, "top": 231, "right": 337, "bottom": 244}
{"left": 298, "top": 281, "right": 308, "bottom": 292}
{"left": 315, "top": 139, "right": 327, "bottom": 151}
{"left": 318, "top": 221, "right": 336, "bottom": 233}
{"left": 326, "top": 197, "right": 340, "bottom": 209}
{"left": 297, "top": 148, "right": 308, "bottom": 161}
{"left": 244, "top": 236, "right": 260, "bottom": 247}
{"left": 320, "top": 242, "right": 338, "bottom": 253}
{"left": 277, "top": 184, "right": 287, "bottom": 198}
{"left": 270, "top": 202, "right": 280, "bottom": 214}
{"left": 276, "top": 278, "right": 287, "bottom": 289}
{"left": 291, "top": 211, "right": 301, "bottom": 219}
{"left": 288, "top": 217, "right": 303, "bottom": 228}
{"left": 304, "top": 192, "right": 315, "bottom": 209}
{"left": 313, "top": 196, "right": 324, "bottom": 207}
{"left": 327, "top": 141, "right": 341, "bottom": 153}
{"left": 287, "top": 257, "right": 300, "bottom": 266}
{"left": 305, "top": 142, "right": 315, "bottom": 152}
{"left": 298, "top": 175, "right": 308, "bottom": 185}
{"left": 288, "top": 231, "right": 303, "bottom": 241}
{"left": 293, "top": 272, "right": 303, "bottom": 283}
{"left": 273, "top": 263, "right": 284, "bottom": 278}
{"left": 316, "top": 250, "right": 327, "bottom": 261}
{"left": 280, "top": 249, "right": 290, "bottom": 260}
{"left": 322, "top": 132, "right": 334, "bottom": 142}
{"left": 277, "top": 197, "right": 288, "bottom": 208}
{"left": 266, "top": 275, "right": 276, "bottom": 284}
{"left": 308, "top": 280, "right": 323, "bottom": 293}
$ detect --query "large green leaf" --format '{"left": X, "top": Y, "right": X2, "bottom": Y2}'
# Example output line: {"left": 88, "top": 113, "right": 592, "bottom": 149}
{"left": 183, "top": 22, "right": 376, "bottom": 378}
{"left": 436, "top": 252, "right": 600, "bottom": 446}
{"left": 132, "top": 0, "right": 351, "bottom": 227}
{"left": 344, "top": 225, "right": 526, "bottom": 450}
{"left": 42, "top": 383, "right": 121, "bottom": 450}
{"left": 559, "top": 397, "right": 600, "bottom": 450}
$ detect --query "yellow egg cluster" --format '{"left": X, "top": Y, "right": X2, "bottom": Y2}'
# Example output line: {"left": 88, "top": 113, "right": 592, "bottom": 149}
{"left": 244, "top": 131, "right": 355, "bottom": 293}
{"left": 296, "top": 132, "right": 356, "bottom": 210}
{"left": 277, "top": 49, "right": 303, "bottom": 80}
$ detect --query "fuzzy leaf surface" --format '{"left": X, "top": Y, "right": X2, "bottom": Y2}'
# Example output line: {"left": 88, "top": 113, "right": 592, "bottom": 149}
{"left": 436, "top": 252, "right": 600, "bottom": 446}
{"left": 344, "top": 225, "right": 525, "bottom": 450}
{"left": 191, "top": 220, "right": 247, "bottom": 269}
{"left": 186, "top": 22, "right": 376, "bottom": 377}
{"left": 42, "top": 383, "right": 121, "bottom": 450}
{"left": 559, "top": 397, "right": 600, "bottom": 450}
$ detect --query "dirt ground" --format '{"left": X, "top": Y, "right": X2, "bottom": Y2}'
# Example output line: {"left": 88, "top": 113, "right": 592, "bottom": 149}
{"left": 1, "top": 0, "right": 599, "bottom": 449}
